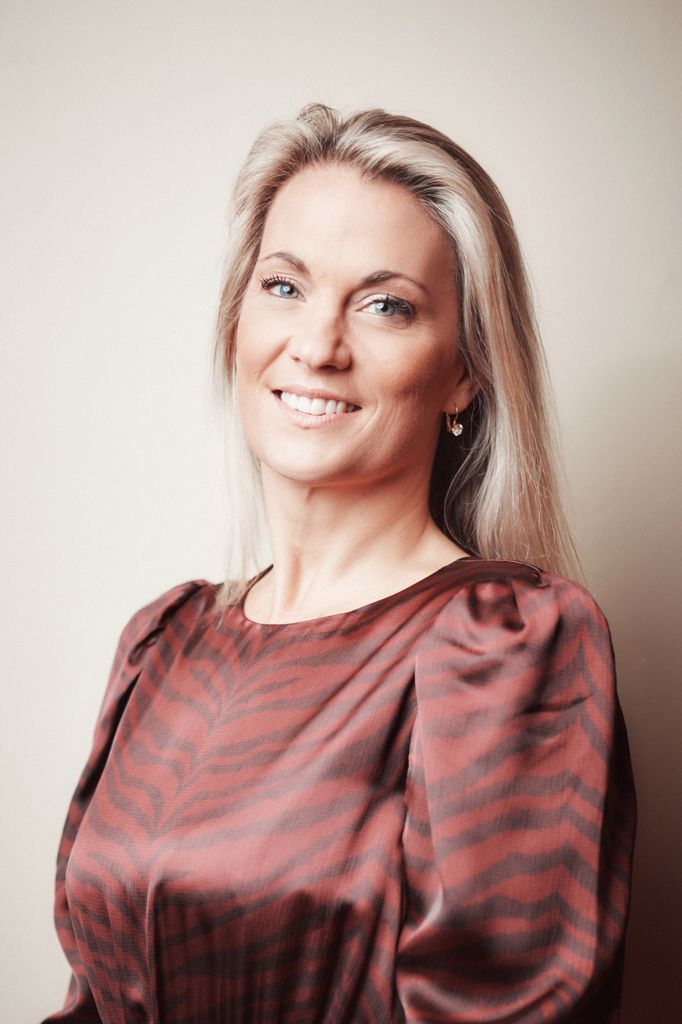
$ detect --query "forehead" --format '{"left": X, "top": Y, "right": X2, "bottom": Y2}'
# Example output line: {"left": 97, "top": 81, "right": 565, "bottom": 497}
{"left": 260, "top": 162, "right": 454, "bottom": 277}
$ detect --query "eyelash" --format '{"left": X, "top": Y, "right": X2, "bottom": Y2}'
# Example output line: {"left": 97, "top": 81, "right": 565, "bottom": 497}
{"left": 259, "top": 274, "right": 415, "bottom": 321}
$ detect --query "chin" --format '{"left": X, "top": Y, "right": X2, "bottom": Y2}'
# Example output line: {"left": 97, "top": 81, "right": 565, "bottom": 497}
{"left": 260, "top": 453, "right": 356, "bottom": 487}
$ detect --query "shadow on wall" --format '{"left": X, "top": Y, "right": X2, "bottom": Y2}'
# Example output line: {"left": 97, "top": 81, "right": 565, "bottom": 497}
{"left": 620, "top": 623, "right": 682, "bottom": 1024}
{"left": 589, "top": 483, "right": 681, "bottom": 1020}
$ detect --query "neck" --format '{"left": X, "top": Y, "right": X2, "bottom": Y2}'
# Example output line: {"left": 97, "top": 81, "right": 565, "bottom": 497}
{"left": 253, "top": 465, "right": 464, "bottom": 621}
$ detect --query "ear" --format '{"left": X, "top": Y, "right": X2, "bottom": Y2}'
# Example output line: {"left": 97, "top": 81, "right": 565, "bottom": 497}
{"left": 441, "top": 363, "right": 479, "bottom": 416}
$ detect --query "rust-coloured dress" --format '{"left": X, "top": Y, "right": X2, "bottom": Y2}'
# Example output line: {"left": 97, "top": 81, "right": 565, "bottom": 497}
{"left": 42, "top": 557, "right": 637, "bottom": 1023}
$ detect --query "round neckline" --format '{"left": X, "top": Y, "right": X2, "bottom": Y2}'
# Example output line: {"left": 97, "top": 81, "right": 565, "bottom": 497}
{"left": 235, "top": 554, "right": 482, "bottom": 629}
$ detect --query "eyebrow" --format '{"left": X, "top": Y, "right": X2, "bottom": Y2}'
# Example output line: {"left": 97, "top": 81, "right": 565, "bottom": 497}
{"left": 257, "top": 250, "right": 431, "bottom": 296}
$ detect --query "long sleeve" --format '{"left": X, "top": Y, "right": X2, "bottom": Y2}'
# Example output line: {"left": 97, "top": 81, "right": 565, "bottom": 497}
{"left": 41, "top": 580, "right": 205, "bottom": 1023}
{"left": 396, "top": 571, "right": 637, "bottom": 1023}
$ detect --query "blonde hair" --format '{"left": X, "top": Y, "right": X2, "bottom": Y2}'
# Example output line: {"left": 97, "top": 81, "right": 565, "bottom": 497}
{"left": 213, "top": 102, "right": 581, "bottom": 609}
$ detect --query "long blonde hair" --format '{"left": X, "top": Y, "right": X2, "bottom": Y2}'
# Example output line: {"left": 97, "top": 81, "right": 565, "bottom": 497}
{"left": 213, "top": 102, "right": 581, "bottom": 608}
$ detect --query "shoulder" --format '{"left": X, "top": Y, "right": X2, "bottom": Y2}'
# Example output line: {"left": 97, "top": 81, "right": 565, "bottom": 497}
{"left": 409, "top": 562, "right": 622, "bottom": 766}
{"left": 418, "top": 559, "right": 617, "bottom": 704}
{"left": 432, "top": 558, "right": 612, "bottom": 644}
{"left": 91, "top": 578, "right": 215, "bottom": 735}
{"left": 115, "top": 577, "right": 216, "bottom": 667}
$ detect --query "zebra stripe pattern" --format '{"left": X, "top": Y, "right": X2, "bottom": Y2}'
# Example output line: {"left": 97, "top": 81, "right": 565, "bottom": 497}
{"left": 42, "top": 557, "right": 636, "bottom": 1023}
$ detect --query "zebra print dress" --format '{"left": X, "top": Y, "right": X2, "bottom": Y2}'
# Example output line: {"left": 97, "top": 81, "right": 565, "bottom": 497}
{"left": 42, "top": 557, "right": 637, "bottom": 1023}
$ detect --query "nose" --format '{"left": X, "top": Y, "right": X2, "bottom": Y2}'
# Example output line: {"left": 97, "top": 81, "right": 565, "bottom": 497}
{"left": 287, "top": 301, "right": 351, "bottom": 371}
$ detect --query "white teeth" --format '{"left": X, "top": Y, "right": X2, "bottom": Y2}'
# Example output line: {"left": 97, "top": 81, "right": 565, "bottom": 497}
{"left": 279, "top": 391, "right": 355, "bottom": 415}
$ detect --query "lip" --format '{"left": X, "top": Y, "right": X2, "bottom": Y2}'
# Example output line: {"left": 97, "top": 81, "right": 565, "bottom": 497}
{"left": 273, "top": 385, "right": 360, "bottom": 408}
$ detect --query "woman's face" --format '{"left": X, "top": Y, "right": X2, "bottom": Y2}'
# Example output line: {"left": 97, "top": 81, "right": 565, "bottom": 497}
{"left": 234, "top": 162, "right": 474, "bottom": 491}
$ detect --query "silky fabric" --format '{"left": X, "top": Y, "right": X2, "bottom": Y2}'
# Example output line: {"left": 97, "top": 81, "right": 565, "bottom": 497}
{"left": 42, "top": 557, "right": 637, "bottom": 1023}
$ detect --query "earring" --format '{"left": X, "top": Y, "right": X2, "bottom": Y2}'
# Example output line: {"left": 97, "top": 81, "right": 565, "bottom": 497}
{"left": 445, "top": 406, "right": 463, "bottom": 436}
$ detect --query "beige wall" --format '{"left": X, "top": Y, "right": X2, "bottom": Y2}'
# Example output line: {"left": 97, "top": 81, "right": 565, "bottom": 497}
{"left": 1, "top": 1, "right": 679, "bottom": 1020}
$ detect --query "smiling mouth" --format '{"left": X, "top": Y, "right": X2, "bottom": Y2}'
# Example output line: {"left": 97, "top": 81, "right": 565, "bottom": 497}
{"left": 274, "top": 390, "right": 361, "bottom": 416}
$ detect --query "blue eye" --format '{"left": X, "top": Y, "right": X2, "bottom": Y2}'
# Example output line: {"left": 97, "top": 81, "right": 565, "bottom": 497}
{"left": 367, "top": 295, "right": 414, "bottom": 320}
{"left": 260, "top": 275, "right": 299, "bottom": 298}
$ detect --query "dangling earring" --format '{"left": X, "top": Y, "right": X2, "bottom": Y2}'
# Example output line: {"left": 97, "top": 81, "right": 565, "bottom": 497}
{"left": 444, "top": 406, "right": 463, "bottom": 436}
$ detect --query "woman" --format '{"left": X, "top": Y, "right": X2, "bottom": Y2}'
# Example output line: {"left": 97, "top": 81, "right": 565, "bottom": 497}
{"left": 43, "top": 103, "right": 637, "bottom": 1022}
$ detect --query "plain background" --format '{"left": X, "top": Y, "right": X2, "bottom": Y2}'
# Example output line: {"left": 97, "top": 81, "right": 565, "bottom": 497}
{"left": 2, "top": 1, "right": 679, "bottom": 1020}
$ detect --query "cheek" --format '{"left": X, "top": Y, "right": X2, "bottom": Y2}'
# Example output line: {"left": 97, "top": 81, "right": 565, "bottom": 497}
{"left": 386, "top": 353, "right": 446, "bottom": 405}
{"left": 233, "top": 323, "right": 261, "bottom": 422}
{"left": 235, "top": 314, "right": 266, "bottom": 377}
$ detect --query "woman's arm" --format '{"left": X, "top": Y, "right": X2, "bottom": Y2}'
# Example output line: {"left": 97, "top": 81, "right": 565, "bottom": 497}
{"left": 40, "top": 580, "right": 205, "bottom": 1022}
{"left": 396, "top": 570, "right": 637, "bottom": 1022}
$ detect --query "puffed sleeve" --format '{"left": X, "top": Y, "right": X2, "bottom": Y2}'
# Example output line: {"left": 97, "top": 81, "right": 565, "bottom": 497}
{"left": 41, "top": 579, "right": 207, "bottom": 1023}
{"left": 396, "top": 570, "right": 637, "bottom": 1023}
